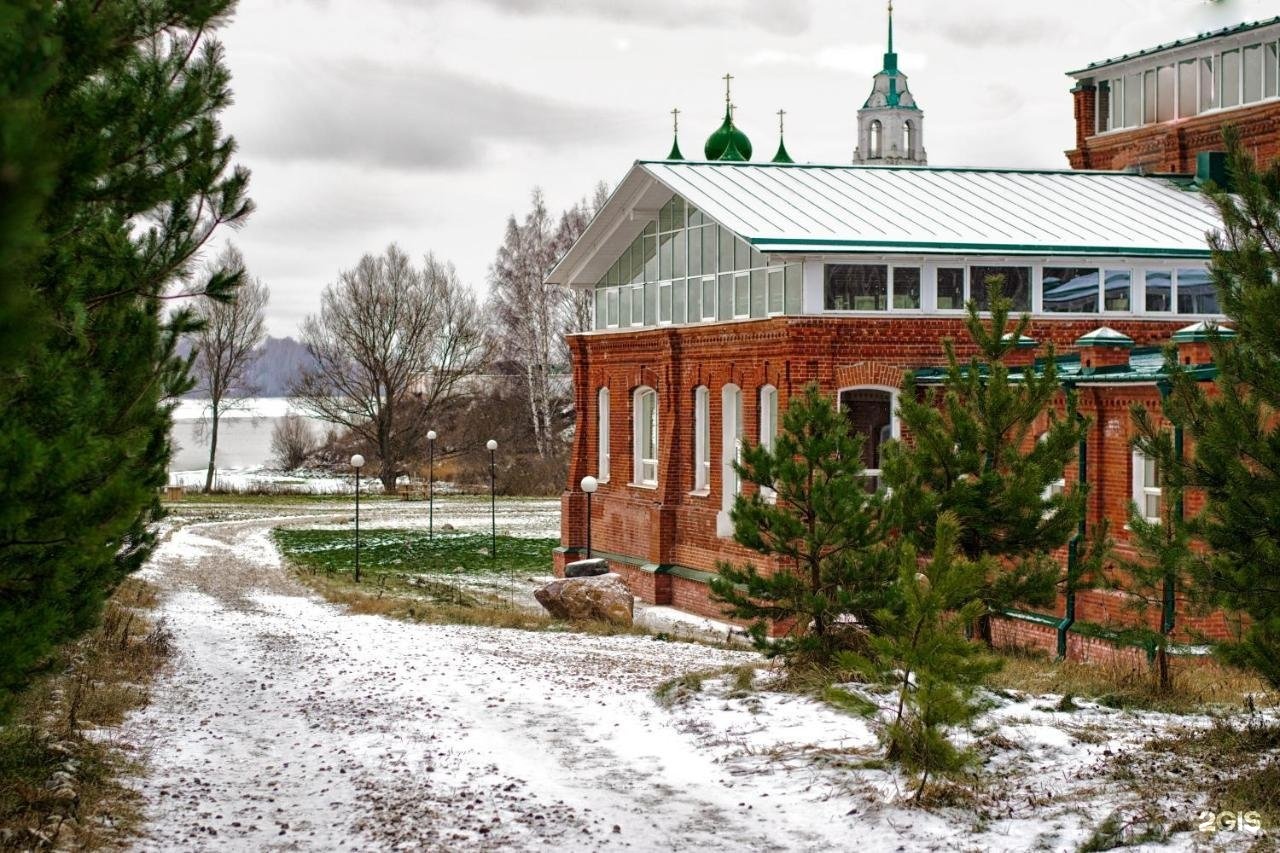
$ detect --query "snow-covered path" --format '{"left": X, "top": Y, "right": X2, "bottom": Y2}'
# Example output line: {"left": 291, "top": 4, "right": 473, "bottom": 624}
{"left": 121, "top": 508, "right": 863, "bottom": 851}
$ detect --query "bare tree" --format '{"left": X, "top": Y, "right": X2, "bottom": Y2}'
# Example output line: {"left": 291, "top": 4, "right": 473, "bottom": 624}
{"left": 292, "top": 244, "right": 486, "bottom": 491}
{"left": 488, "top": 183, "right": 608, "bottom": 458}
{"left": 190, "top": 244, "right": 269, "bottom": 492}
{"left": 271, "top": 414, "right": 316, "bottom": 470}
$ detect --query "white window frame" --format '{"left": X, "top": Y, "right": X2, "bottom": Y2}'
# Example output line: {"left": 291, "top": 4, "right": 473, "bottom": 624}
{"left": 597, "top": 387, "right": 610, "bottom": 482}
{"left": 699, "top": 276, "right": 717, "bottom": 322}
{"left": 693, "top": 386, "right": 711, "bottom": 493}
{"left": 632, "top": 386, "right": 658, "bottom": 488}
{"left": 836, "top": 385, "right": 900, "bottom": 488}
{"left": 1132, "top": 448, "right": 1162, "bottom": 524}
{"left": 759, "top": 385, "right": 779, "bottom": 503}
{"left": 1039, "top": 432, "right": 1066, "bottom": 502}
{"left": 718, "top": 384, "right": 743, "bottom": 537}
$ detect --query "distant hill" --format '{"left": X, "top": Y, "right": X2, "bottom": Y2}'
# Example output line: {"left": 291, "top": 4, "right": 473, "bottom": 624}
{"left": 181, "top": 335, "right": 316, "bottom": 398}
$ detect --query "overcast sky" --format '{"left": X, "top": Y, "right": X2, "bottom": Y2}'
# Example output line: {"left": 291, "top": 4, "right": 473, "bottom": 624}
{"left": 217, "top": 0, "right": 1274, "bottom": 336}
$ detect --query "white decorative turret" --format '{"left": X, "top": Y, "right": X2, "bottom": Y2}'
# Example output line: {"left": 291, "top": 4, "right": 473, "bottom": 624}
{"left": 854, "top": 2, "right": 927, "bottom": 166}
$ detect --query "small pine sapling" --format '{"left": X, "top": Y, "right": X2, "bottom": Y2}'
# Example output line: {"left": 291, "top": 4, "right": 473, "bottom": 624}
{"left": 710, "top": 383, "right": 896, "bottom": 666}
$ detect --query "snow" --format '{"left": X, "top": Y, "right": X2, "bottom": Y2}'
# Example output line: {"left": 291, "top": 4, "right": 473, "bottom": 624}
{"left": 111, "top": 503, "right": 1275, "bottom": 851}
{"left": 171, "top": 397, "right": 298, "bottom": 421}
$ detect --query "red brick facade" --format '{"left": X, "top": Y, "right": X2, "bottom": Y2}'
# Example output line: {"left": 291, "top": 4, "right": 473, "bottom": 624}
{"left": 1066, "top": 90, "right": 1280, "bottom": 172}
{"left": 554, "top": 315, "right": 1235, "bottom": 654}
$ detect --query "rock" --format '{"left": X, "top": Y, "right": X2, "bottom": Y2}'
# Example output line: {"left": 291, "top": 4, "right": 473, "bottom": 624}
{"left": 564, "top": 558, "right": 608, "bottom": 578}
{"left": 440, "top": 523, "right": 455, "bottom": 532}
{"left": 534, "top": 573, "right": 633, "bottom": 626}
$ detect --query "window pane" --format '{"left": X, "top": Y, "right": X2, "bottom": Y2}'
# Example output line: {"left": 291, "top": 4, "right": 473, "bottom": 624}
{"left": 643, "top": 234, "right": 658, "bottom": 282}
{"left": 644, "top": 281, "right": 657, "bottom": 324}
{"left": 1144, "top": 69, "right": 1157, "bottom": 123}
{"left": 735, "top": 237, "right": 751, "bottom": 271}
{"left": 892, "top": 267, "right": 921, "bottom": 309}
{"left": 629, "top": 240, "right": 643, "bottom": 285}
{"left": 1222, "top": 49, "right": 1241, "bottom": 108}
{"left": 1201, "top": 56, "right": 1217, "bottom": 112}
{"left": 750, "top": 247, "right": 766, "bottom": 269}
{"left": 658, "top": 199, "right": 673, "bottom": 232}
{"left": 1144, "top": 492, "right": 1162, "bottom": 520}
{"left": 687, "top": 227, "right": 702, "bottom": 277}
{"left": 606, "top": 287, "right": 618, "bottom": 326}
{"left": 1125, "top": 72, "right": 1142, "bottom": 126}
{"left": 594, "top": 290, "right": 605, "bottom": 329}
{"left": 1245, "top": 45, "right": 1263, "bottom": 103}
{"left": 1096, "top": 79, "right": 1111, "bottom": 133}
{"left": 1111, "top": 77, "right": 1123, "bottom": 129}
{"left": 672, "top": 280, "right": 686, "bottom": 324}
{"left": 750, "top": 269, "right": 766, "bottom": 317}
{"left": 767, "top": 269, "right": 785, "bottom": 314}
{"left": 840, "top": 389, "right": 893, "bottom": 491}
{"left": 970, "top": 266, "right": 1031, "bottom": 311}
{"left": 824, "top": 264, "right": 888, "bottom": 310}
{"left": 1144, "top": 454, "right": 1159, "bottom": 487}
{"left": 937, "top": 267, "right": 965, "bottom": 309}
{"left": 701, "top": 225, "right": 716, "bottom": 274}
{"left": 702, "top": 277, "right": 716, "bottom": 319}
{"left": 1179, "top": 60, "right": 1198, "bottom": 117}
{"left": 1145, "top": 270, "right": 1172, "bottom": 312}
{"left": 689, "top": 207, "right": 702, "bottom": 227}
{"left": 734, "top": 274, "right": 749, "bottom": 316}
{"left": 1177, "top": 267, "right": 1218, "bottom": 313}
{"left": 658, "top": 232, "right": 673, "bottom": 280}
{"left": 1157, "top": 65, "right": 1175, "bottom": 121}
{"left": 673, "top": 230, "right": 686, "bottom": 278}
{"left": 1267, "top": 42, "right": 1279, "bottom": 98}
{"left": 631, "top": 284, "right": 644, "bottom": 324}
{"left": 717, "top": 274, "right": 733, "bottom": 320}
{"left": 659, "top": 281, "right": 672, "bottom": 323}
{"left": 785, "top": 263, "right": 803, "bottom": 314}
{"left": 687, "top": 277, "right": 700, "bottom": 321}
{"left": 619, "top": 285, "right": 631, "bottom": 325}
{"left": 1104, "top": 269, "right": 1131, "bottom": 311}
{"left": 718, "top": 227, "right": 734, "bottom": 272}
{"left": 670, "top": 196, "right": 685, "bottom": 230}
{"left": 1042, "top": 267, "right": 1100, "bottom": 313}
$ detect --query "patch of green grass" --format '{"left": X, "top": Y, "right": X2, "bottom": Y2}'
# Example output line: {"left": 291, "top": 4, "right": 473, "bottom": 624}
{"left": 822, "top": 686, "right": 878, "bottom": 717}
{"left": 172, "top": 491, "right": 399, "bottom": 505}
{"left": 273, "top": 528, "right": 558, "bottom": 577}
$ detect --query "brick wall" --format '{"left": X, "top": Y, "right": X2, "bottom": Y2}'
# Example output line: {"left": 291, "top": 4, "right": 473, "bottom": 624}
{"left": 1066, "top": 92, "right": 1280, "bottom": 172}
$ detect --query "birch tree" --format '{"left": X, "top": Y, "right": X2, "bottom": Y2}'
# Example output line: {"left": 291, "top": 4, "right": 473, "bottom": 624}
{"left": 190, "top": 244, "right": 269, "bottom": 491}
{"left": 293, "top": 245, "right": 486, "bottom": 491}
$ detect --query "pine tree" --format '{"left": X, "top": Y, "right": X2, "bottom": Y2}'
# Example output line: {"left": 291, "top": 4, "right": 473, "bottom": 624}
{"left": 882, "top": 286, "right": 1089, "bottom": 635}
{"left": 0, "top": 1, "right": 251, "bottom": 716}
{"left": 1131, "top": 130, "right": 1280, "bottom": 688}
{"left": 841, "top": 514, "right": 999, "bottom": 803}
{"left": 710, "top": 383, "right": 896, "bottom": 665}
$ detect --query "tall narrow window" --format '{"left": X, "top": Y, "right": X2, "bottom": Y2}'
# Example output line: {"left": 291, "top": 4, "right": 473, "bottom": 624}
{"left": 693, "top": 386, "right": 710, "bottom": 492}
{"left": 1222, "top": 49, "right": 1241, "bottom": 108}
{"left": 903, "top": 120, "right": 915, "bottom": 157}
{"left": 937, "top": 267, "right": 966, "bottom": 310}
{"left": 839, "top": 388, "right": 896, "bottom": 492}
{"left": 633, "top": 387, "right": 658, "bottom": 486}
{"left": 1132, "top": 448, "right": 1162, "bottom": 524}
{"left": 870, "top": 120, "right": 882, "bottom": 158}
{"left": 1201, "top": 56, "right": 1217, "bottom": 113}
{"left": 719, "top": 384, "right": 743, "bottom": 535}
{"left": 597, "top": 388, "right": 610, "bottom": 482}
{"left": 1096, "top": 80, "right": 1112, "bottom": 133}
{"left": 1178, "top": 60, "right": 1198, "bottom": 117}
{"left": 1039, "top": 432, "right": 1066, "bottom": 502}
{"left": 759, "top": 385, "right": 779, "bottom": 502}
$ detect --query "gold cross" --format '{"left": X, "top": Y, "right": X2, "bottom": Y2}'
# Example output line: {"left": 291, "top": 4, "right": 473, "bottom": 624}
{"left": 671, "top": 107, "right": 680, "bottom": 133}
{"left": 777, "top": 108, "right": 786, "bottom": 134}
{"left": 723, "top": 72, "right": 733, "bottom": 107}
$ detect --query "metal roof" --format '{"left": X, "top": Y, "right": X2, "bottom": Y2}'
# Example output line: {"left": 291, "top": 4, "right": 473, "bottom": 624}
{"left": 1068, "top": 16, "right": 1280, "bottom": 76}
{"left": 641, "top": 160, "right": 1220, "bottom": 259}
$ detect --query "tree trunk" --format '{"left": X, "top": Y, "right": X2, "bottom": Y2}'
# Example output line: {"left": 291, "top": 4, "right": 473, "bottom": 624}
{"left": 204, "top": 408, "right": 220, "bottom": 493}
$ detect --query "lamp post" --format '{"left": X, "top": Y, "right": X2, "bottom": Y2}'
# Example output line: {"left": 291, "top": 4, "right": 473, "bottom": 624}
{"left": 486, "top": 439, "right": 497, "bottom": 560}
{"left": 350, "top": 454, "right": 365, "bottom": 583}
{"left": 580, "top": 475, "right": 598, "bottom": 559}
{"left": 426, "top": 429, "right": 437, "bottom": 540}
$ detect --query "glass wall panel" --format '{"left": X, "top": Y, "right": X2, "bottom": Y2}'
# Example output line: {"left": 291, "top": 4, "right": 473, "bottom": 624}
{"left": 1245, "top": 44, "right": 1263, "bottom": 103}
{"left": 717, "top": 274, "right": 732, "bottom": 320}
{"left": 672, "top": 280, "right": 686, "bottom": 324}
{"left": 1177, "top": 267, "right": 1218, "bottom": 313}
{"left": 686, "top": 277, "right": 700, "bottom": 321}
{"left": 619, "top": 285, "right": 631, "bottom": 325}
{"left": 718, "top": 227, "right": 734, "bottom": 273}
{"left": 893, "top": 267, "right": 921, "bottom": 309}
{"left": 970, "top": 266, "right": 1031, "bottom": 311}
{"left": 607, "top": 288, "right": 619, "bottom": 326}
{"left": 643, "top": 282, "right": 656, "bottom": 324}
{"left": 1268, "top": 42, "right": 1279, "bottom": 98}
{"left": 734, "top": 274, "right": 750, "bottom": 317}
{"left": 1104, "top": 270, "right": 1131, "bottom": 311}
{"left": 1179, "top": 60, "right": 1198, "bottom": 117}
{"left": 735, "top": 237, "right": 752, "bottom": 271}
{"left": 702, "top": 277, "right": 716, "bottom": 320}
{"left": 673, "top": 231, "right": 686, "bottom": 277}
{"left": 658, "top": 281, "right": 672, "bottom": 323}
{"left": 687, "top": 227, "right": 702, "bottom": 277}
{"left": 1043, "top": 268, "right": 1099, "bottom": 313}
{"left": 702, "top": 226, "right": 716, "bottom": 274}
{"left": 1144, "top": 70, "right": 1157, "bottom": 123}
{"left": 1096, "top": 80, "right": 1111, "bottom": 132}
{"left": 658, "top": 232, "right": 673, "bottom": 280}
{"left": 824, "top": 264, "right": 888, "bottom": 310}
{"left": 1111, "top": 77, "right": 1123, "bottom": 128}
{"left": 1157, "top": 65, "right": 1175, "bottom": 121}
{"left": 784, "top": 264, "right": 803, "bottom": 314}
{"left": 1201, "top": 57, "right": 1217, "bottom": 112}
{"left": 767, "top": 269, "right": 785, "bottom": 314}
{"left": 750, "top": 270, "right": 766, "bottom": 317}
{"left": 1222, "top": 49, "right": 1241, "bottom": 107}
{"left": 937, "top": 267, "right": 965, "bottom": 309}
{"left": 1125, "top": 72, "right": 1142, "bottom": 125}
{"left": 1145, "top": 270, "right": 1172, "bottom": 312}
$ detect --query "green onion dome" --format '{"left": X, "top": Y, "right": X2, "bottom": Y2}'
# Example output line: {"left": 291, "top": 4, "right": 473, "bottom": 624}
{"left": 704, "top": 108, "right": 753, "bottom": 161}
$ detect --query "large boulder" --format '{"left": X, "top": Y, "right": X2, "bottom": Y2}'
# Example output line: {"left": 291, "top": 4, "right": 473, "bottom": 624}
{"left": 535, "top": 573, "right": 634, "bottom": 626}
{"left": 565, "top": 558, "right": 609, "bottom": 578}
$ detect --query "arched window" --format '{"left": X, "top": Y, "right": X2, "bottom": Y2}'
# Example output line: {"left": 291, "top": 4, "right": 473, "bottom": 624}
{"left": 903, "top": 120, "right": 915, "bottom": 158}
{"left": 718, "top": 384, "right": 743, "bottom": 536}
{"left": 838, "top": 386, "right": 899, "bottom": 492}
{"left": 597, "top": 387, "right": 610, "bottom": 482}
{"left": 869, "top": 120, "right": 883, "bottom": 159}
{"left": 633, "top": 387, "right": 658, "bottom": 486}
{"left": 759, "top": 385, "right": 778, "bottom": 502}
{"left": 693, "top": 386, "right": 710, "bottom": 492}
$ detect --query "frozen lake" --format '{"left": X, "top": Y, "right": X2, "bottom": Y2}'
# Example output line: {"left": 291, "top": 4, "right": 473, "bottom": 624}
{"left": 169, "top": 398, "right": 327, "bottom": 475}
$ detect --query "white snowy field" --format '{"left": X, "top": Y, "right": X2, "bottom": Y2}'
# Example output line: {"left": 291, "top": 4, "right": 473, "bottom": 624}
{"left": 110, "top": 503, "right": 1276, "bottom": 851}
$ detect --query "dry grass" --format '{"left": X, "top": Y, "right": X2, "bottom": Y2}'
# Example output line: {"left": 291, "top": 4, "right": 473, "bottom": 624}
{"left": 0, "top": 577, "right": 172, "bottom": 850}
{"left": 1145, "top": 717, "right": 1280, "bottom": 827}
{"left": 985, "top": 649, "right": 1275, "bottom": 714}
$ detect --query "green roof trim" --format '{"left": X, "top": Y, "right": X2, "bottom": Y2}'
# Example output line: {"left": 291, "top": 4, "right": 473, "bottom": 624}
{"left": 1170, "top": 320, "right": 1237, "bottom": 343}
{"left": 747, "top": 236, "right": 1212, "bottom": 259}
{"left": 913, "top": 346, "right": 1220, "bottom": 386}
{"left": 1069, "top": 16, "right": 1280, "bottom": 75}
{"left": 634, "top": 158, "right": 1197, "bottom": 181}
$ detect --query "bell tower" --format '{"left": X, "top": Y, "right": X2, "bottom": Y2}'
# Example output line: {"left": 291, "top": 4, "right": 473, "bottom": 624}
{"left": 854, "top": 1, "right": 926, "bottom": 165}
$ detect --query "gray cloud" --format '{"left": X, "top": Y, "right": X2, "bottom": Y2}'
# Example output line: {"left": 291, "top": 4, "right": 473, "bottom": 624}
{"left": 235, "top": 59, "right": 626, "bottom": 170}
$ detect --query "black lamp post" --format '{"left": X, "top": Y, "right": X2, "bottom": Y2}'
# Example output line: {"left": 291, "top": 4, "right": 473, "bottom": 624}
{"left": 580, "top": 475, "right": 598, "bottom": 559}
{"left": 486, "top": 439, "right": 497, "bottom": 560}
{"left": 350, "top": 453, "right": 365, "bottom": 583}
{"left": 426, "top": 429, "right": 437, "bottom": 540}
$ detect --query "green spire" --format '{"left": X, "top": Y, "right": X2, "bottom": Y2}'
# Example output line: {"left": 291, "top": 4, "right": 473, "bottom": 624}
{"left": 771, "top": 108, "right": 794, "bottom": 164}
{"left": 883, "top": 0, "right": 899, "bottom": 74}
{"left": 704, "top": 74, "right": 753, "bottom": 161}
{"left": 666, "top": 107, "right": 684, "bottom": 160}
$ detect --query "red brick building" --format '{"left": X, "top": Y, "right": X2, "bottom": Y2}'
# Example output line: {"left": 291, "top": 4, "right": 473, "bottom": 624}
{"left": 546, "top": 16, "right": 1269, "bottom": 661}
{"left": 1067, "top": 16, "right": 1280, "bottom": 171}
